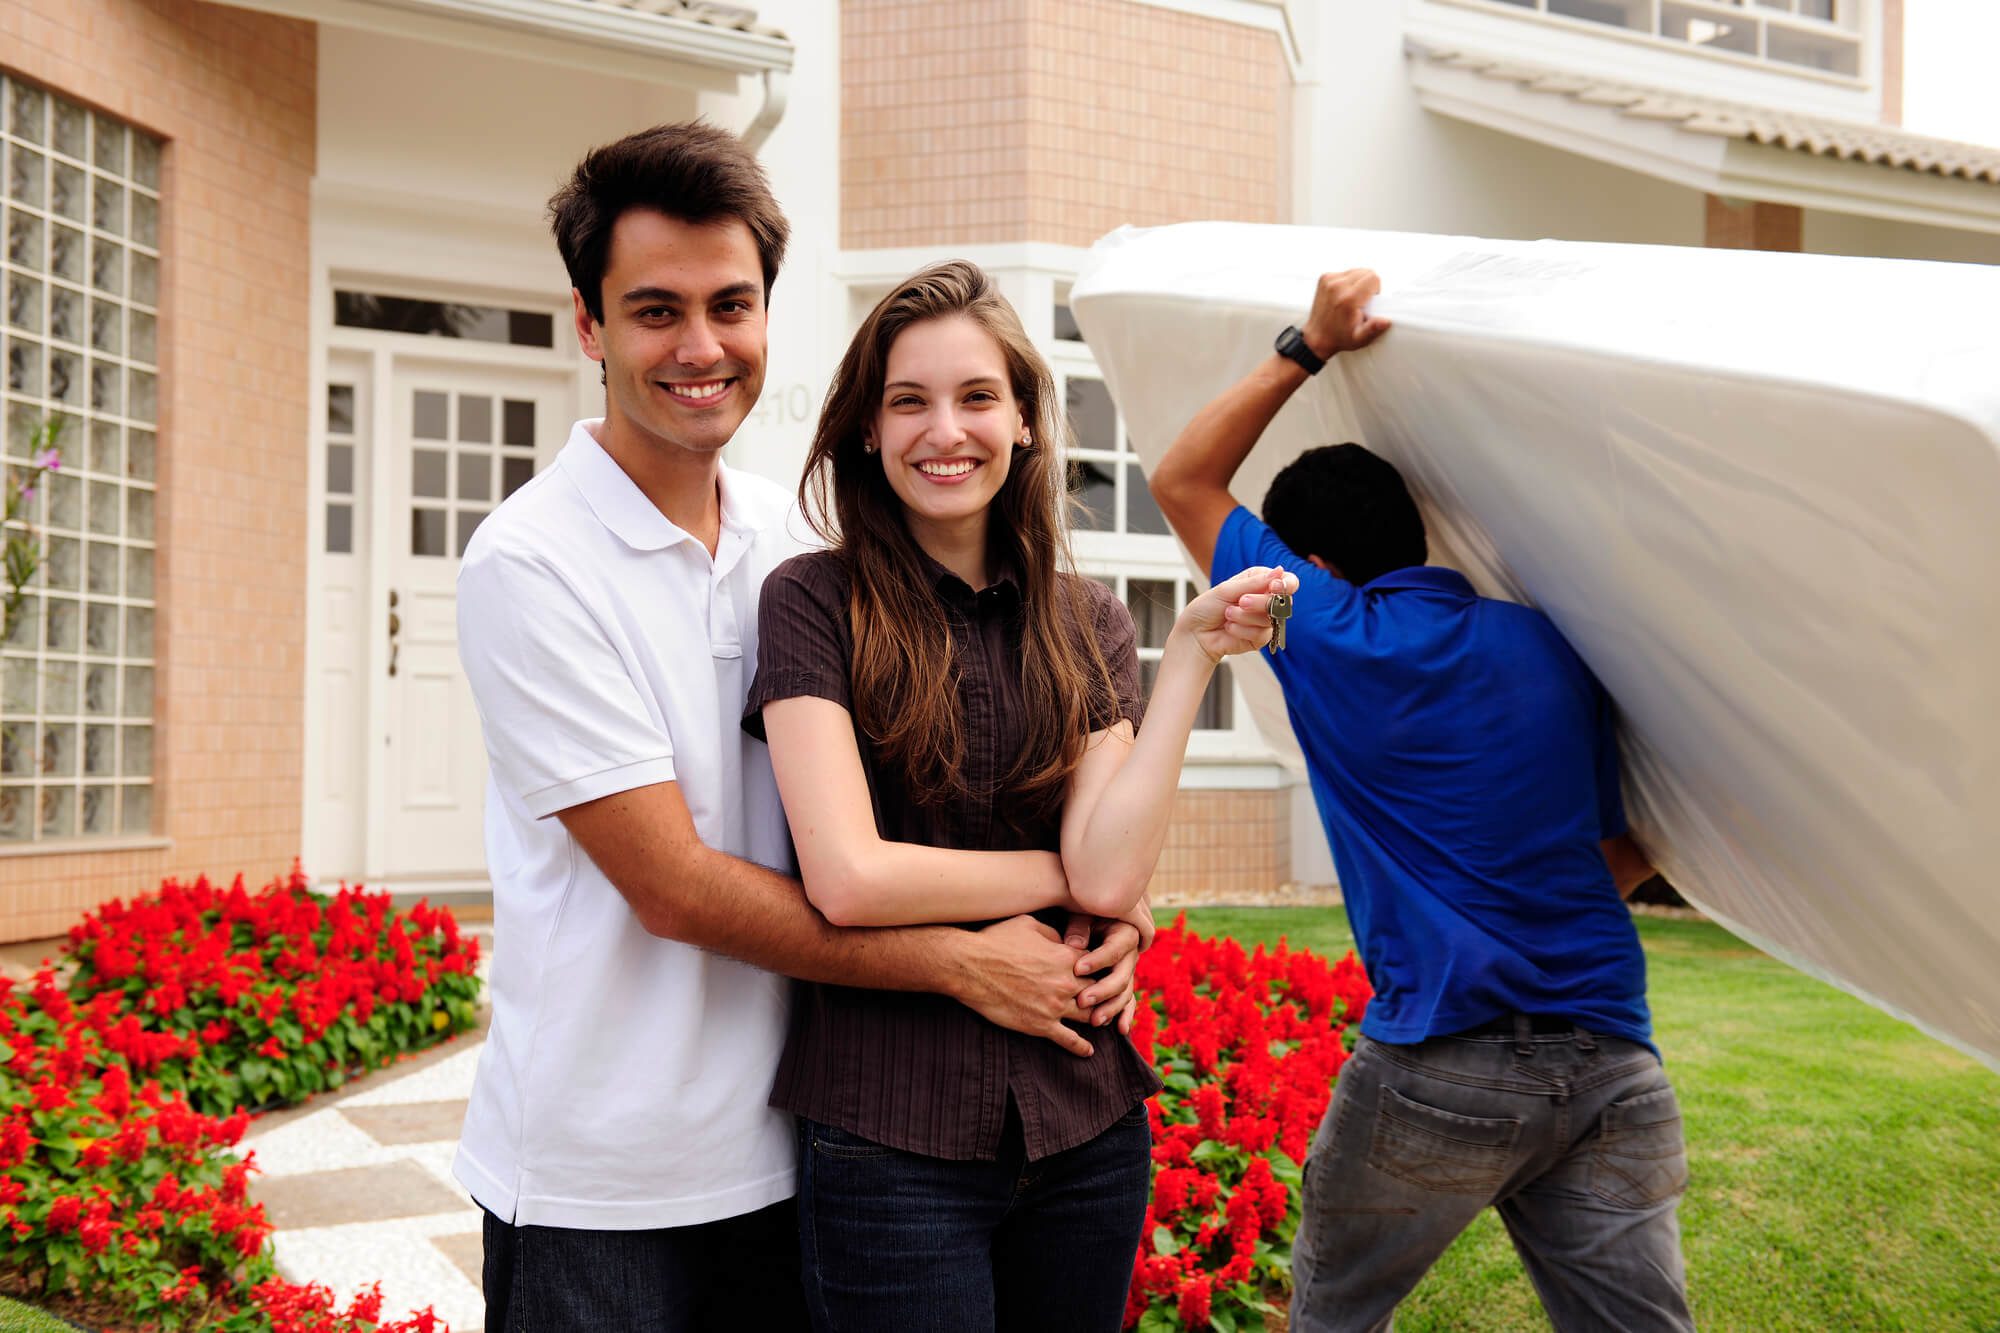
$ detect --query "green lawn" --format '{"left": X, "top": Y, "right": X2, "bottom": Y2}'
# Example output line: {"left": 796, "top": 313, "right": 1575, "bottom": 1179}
{"left": 1180, "top": 908, "right": 2000, "bottom": 1333}
{"left": 0, "top": 1296, "right": 80, "bottom": 1332}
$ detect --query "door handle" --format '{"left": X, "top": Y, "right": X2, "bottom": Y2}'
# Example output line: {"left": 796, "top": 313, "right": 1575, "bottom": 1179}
{"left": 388, "top": 588, "right": 401, "bottom": 677}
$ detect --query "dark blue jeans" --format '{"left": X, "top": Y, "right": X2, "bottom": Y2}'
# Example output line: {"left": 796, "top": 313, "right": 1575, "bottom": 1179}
{"left": 1291, "top": 1024, "right": 1694, "bottom": 1333}
{"left": 797, "top": 1100, "right": 1152, "bottom": 1332}
{"left": 481, "top": 1199, "right": 808, "bottom": 1332}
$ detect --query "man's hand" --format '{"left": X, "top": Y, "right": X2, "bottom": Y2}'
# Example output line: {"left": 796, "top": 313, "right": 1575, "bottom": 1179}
{"left": 954, "top": 914, "right": 1096, "bottom": 1057}
{"left": 1074, "top": 918, "right": 1146, "bottom": 1029}
{"left": 1301, "top": 269, "right": 1391, "bottom": 362}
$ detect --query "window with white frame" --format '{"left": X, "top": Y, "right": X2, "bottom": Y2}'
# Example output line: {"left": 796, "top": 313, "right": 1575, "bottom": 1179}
{"left": 1474, "top": 0, "right": 1861, "bottom": 77}
{"left": 1093, "top": 573, "right": 1234, "bottom": 732}
{"left": 1, "top": 74, "right": 160, "bottom": 843}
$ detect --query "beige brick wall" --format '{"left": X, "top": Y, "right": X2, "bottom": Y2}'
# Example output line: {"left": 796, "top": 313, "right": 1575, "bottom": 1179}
{"left": 0, "top": 0, "right": 314, "bottom": 942}
{"left": 843, "top": 0, "right": 1290, "bottom": 249}
{"left": 1146, "top": 787, "right": 1290, "bottom": 905}
{"left": 1704, "top": 194, "right": 1803, "bottom": 252}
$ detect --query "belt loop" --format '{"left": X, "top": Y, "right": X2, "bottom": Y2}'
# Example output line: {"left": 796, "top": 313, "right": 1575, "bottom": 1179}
{"left": 1513, "top": 1013, "right": 1534, "bottom": 1057}
{"left": 1574, "top": 1024, "right": 1597, "bottom": 1052}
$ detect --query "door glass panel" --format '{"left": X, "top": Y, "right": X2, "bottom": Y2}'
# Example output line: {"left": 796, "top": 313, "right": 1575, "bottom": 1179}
{"left": 502, "top": 456, "right": 534, "bottom": 498}
{"left": 412, "top": 448, "right": 448, "bottom": 498}
{"left": 457, "top": 452, "right": 490, "bottom": 501}
{"left": 458, "top": 395, "right": 492, "bottom": 443}
{"left": 413, "top": 390, "right": 448, "bottom": 440}
{"left": 502, "top": 399, "right": 536, "bottom": 447}
{"left": 412, "top": 507, "right": 447, "bottom": 557}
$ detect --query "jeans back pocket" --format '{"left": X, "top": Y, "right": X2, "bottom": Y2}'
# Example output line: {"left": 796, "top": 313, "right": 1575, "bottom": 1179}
{"left": 1366, "top": 1084, "right": 1521, "bottom": 1195}
{"left": 1590, "top": 1084, "right": 1689, "bottom": 1209}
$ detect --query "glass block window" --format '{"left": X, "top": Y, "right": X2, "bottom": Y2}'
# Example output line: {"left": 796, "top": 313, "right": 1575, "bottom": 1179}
{"left": 407, "top": 389, "right": 536, "bottom": 559}
{"left": 1062, "top": 375, "right": 1170, "bottom": 538}
{"left": 1, "top": 74, "right": 160, "bottom": 844}
{"left": 1093, "top": 574, "right": 1234, "bottom": 732}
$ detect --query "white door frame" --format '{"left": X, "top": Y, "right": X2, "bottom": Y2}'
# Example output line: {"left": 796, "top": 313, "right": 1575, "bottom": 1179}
{"left": 307, "top": 298, "right": 586, "bottom": 883}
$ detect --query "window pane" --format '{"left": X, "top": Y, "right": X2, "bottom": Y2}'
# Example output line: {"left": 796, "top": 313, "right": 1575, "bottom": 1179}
{"left": 89, "top": 419, "right": 120, "bottom": 474}
{"left": 83, "top": 663, "right": 114, "bottom": 715}
{"left": 7, "top": 209, "right": 44, "bottom": 272}
{"left": 1125, "top": 579, "right": 1176, "bottom": 651}
{"left": 9, "top": 82, "right": 47, "bottom": 146}
{"left": 85, "top": 603, "right": 117, "bottom": 656}
{"left": 123, "top": 606, "right": 152, "bottom": 658}
{"left": 84, "top": 724, "right": 114, "bottom": 777}
{"left": 39, "top": 785, "right": 74, "bottom": 837}
{"left": 124, "top": 546, "right": 152, "bottom": 600}
{"left": 120, "top": 784, "right": 151, "bottom": 834}
{"left": 457, "top": 510, "right": 487, "bottom": 556}
{"left": 44, "top": 535, "right": 79, "bottom": 591}
{"left": 1053, "top": 304, "right": 1083, "bottom": 342}
{"left": 0, "top": 786, "right": 29, "bottom": 840}
{"left": 1066, "top": 459, "right": 1114, "bottom": 531}
{"left": 326, "top": 502, "right": 353, "bottom": 554}
{"left": 412, "top": 448, "right": 448, "bottom": 498}
{"left": 41, "top": 723, "right": 76, "bottom": 776}
{"left": 503, "top": 399, "right": 536, "bottom": 447}
{"left": 51, "top": 99, "right": 87, "bottom": 159}
{"left": 501, "top": 455, "right": 534, "bottom": 497}
{"left": 1065, "top": 378, "right": 1118, "bottom": 453}
{"left": 1123, "top": 462, "right": 1170, "bottom": 536}
{"left": 0, "top": 785, "right": 30, "bottom": 840}
{"left": 458, "top": 394, "right": 492, "bottom": 443}
{"left": 3, "top": 658, "right": 36, "bottom": 712}
{"left": 1549, "top": 0, "right": 1646, "bottom": 28}
{"left": 50, "top": 225, "right": 82, "bottom": 282}
{"left": 45, "top": 597, "right": 78, "bottom": 652}
{"left": 121, "top": 724, "right": 151, "bottom": 777}
{"left": 1194, "top": 664, "right": 1234, "bottom": 731}
{"left": 327, "top": 384, "right": 355, "bottom": 435}
{"left": 1662, "top": 2, "right": 1758, "bottom": 52}
{"left": 411, "top": 508, "right": 447, "bottom": 557}
{"left": 122, "top": 666, "right": 151, "bottom": 717}
{"left": 51, "top": 161, "right": 85, "bottom": 223}
{"left": 86, "top": 542, "right": 118, "bottom": 595}
{"left": 457, "top": 452, "right": 491, "bottom": 501}
{"left": 413, "top": 391, "right": 448, "bottom": 440}
{"left": 81, "top": 784, "right": 114, "bottom": 834}
{"left": 42, "top": 659, "right": 76, "bottom": 714}
{"left": 8, "top": 146, "right": 46, "bottom": 208}
{"left": 327, "top": 442, "right": 355, "bottom": 495}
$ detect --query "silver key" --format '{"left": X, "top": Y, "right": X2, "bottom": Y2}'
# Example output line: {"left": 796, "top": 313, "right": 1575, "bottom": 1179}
{"left": 1266, "top": 590, "right": 1292, "bottom": 654}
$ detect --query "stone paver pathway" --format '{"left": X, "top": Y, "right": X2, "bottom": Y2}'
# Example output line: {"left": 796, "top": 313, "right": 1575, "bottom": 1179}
{"left": 241, "top": 1037, "right": 488, "bottom": 1332}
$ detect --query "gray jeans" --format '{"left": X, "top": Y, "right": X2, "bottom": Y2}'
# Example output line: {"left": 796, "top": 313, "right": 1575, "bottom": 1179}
{"left": 1291, "top": 1021, "right": 1695, "bottom": 1333}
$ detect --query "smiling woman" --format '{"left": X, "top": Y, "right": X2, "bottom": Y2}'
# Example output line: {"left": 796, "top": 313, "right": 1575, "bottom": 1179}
{"left": 743, "top": 259, "right": 1294, "bottom": 1331}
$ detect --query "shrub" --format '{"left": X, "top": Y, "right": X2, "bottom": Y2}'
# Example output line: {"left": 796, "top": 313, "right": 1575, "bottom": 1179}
{"left": 63, "top": 865, "right": 482, "bottom": 1116}
{"left": 0, "top": 867, "right": 473, "bottom": 1330}
{"left": 1123, "top": 917, "right": 1373, "bottom": 1332}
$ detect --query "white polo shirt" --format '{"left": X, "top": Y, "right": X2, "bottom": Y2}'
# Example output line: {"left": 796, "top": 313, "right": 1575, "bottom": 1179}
{"left": 452, "top": 419, "right": 811, "bottom": 1231}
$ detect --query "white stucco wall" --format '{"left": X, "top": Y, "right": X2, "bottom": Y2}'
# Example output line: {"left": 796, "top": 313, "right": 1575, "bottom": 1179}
{"left": 1293, "top": 3, "right": 1707, "bottom": 246}
{"left": 1804, "top": 209, "right": 2000, "bottom": 264}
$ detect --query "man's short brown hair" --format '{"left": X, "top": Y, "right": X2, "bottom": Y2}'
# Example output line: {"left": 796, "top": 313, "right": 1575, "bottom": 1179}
{"left": 549, "top": 121, "right": 790, "bottom": 323}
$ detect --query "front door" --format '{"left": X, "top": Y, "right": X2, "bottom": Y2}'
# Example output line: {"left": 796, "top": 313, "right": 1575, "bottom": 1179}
{"left": 381, "top": 363, "right": 568, "bottom": 877}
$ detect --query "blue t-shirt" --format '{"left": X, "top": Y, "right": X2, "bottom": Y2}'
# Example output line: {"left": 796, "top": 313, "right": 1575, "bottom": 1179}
{"left": 1215, "top": 506, "right": 1652, "bottom": 1050}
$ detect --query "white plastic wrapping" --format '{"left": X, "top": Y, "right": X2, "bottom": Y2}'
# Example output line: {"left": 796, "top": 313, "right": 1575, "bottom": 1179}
{"left": 1072, "top": 222, "right": 2000, "bottom": 1070}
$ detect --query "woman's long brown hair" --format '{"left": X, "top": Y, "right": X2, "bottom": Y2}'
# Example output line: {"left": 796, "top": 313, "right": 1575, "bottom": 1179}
{"left": 799, "top": 260, "right": 1119, "bottom": 820}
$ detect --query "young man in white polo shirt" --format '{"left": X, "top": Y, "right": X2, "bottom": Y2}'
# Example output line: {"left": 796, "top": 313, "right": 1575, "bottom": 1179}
{"left": 453, "top": 124, "right": 1147, "bottom": 1330}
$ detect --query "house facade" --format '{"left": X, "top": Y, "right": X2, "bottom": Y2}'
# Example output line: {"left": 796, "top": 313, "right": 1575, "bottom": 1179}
{"left": 2, "top": 0, "right": 1995, "bottom": 940}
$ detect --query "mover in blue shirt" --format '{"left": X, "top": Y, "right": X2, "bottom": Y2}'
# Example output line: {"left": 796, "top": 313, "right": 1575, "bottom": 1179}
{"left": 1150, "top": 270, "right": 1695, "bottom": 1333}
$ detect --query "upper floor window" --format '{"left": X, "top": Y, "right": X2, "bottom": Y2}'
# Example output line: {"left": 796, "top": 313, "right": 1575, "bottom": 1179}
{"left": 2, "top": 74, "right": 161, "bottom": 844}
{"left": 1478, "top": 0, "right": 1861, "bottom": 77}
{"left": 1062, "top": 375, "right": 1171, "bottom": 538}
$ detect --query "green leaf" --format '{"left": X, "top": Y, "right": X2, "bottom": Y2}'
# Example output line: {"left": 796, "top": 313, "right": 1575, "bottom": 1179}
{"left": 1212, "top": 1308, "right": 1239, "bottom": 1333}
{"left": 1268, "top": 1150, "right": 1303, "bottom": 1188}
{"left": 240, "top": 1058, "right": 270, "bottom": 1088}
{"left": 1137, "top": 1309, "right": 1177, "bottom": 1333}
{"left": 1152, "top": 1223, "right": 1179, "bottom": 1256}
{"left": 1191, "top": 1139, "right": 1234, "bottom": 1165}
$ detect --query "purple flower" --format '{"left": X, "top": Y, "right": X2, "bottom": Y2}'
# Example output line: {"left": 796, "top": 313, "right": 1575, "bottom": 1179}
{"left": 33, "top": 449, "right": 60, "bottom": 472}
{"left": 17, "top": 485, "right": 36, "bottom": 502}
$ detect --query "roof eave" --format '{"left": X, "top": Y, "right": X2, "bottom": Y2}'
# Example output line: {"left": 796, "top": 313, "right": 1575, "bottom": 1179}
{"left": 217, "top": 0, "right": 793, "bottom": 83}
{"left": 1408, "top": 55, "right": 2000, "bottom": 238}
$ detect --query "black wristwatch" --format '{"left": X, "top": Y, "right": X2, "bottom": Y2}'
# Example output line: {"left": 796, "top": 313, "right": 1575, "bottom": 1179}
{"left": 1275, "top": 325, "right": 1327, "bottom": 376}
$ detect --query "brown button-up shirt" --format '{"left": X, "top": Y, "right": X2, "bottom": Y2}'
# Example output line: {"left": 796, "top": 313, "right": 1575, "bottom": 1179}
{"left": 745, "top": 549, "right": 1161, "bottom": 1161}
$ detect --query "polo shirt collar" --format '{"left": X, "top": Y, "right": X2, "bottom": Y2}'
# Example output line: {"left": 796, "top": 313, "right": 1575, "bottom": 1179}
{"left": 557, "top": 419, "right": 758, "bottom": 552}
{"left": 1363, "top": 565, "right": 1476, "bottom": 601}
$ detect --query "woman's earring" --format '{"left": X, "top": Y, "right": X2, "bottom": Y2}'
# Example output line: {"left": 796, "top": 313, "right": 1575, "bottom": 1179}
{"left": 862, "top": 440, "right": 876, "bottom": 455}
{"left": 1019, "top": 430, "right": 1032, "bottom": 448}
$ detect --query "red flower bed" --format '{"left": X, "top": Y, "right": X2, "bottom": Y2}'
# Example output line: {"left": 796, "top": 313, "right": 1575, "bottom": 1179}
{"left": 1, "top": 867, "right": 476, "bottom": 1330}
{"left": 64, "top": 865, "right": 482, "bottom": 1118}
{"left": 1124, "top": 917, "right": 1372, "bottom": 1332}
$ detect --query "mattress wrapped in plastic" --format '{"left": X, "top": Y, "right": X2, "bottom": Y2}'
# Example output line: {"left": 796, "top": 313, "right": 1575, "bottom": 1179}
{"left": 1071, "top": 222, "right": 2000, "bottom": 1070}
